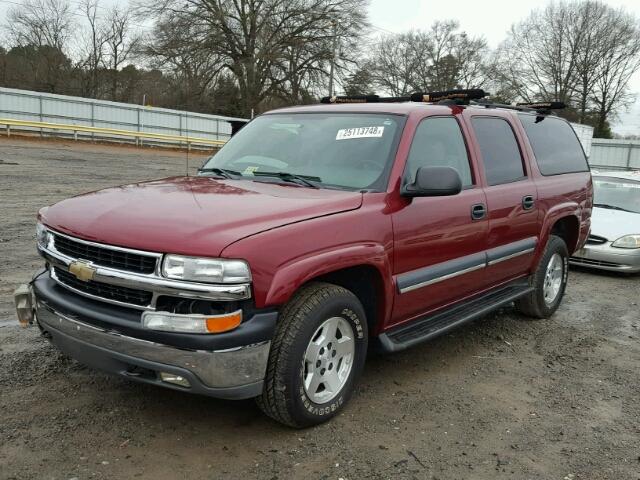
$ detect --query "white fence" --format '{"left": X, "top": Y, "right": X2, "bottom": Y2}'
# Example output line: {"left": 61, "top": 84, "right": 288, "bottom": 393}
{"left": 589, "top": 139, "right": 640, "bottom": 170}
{"left": 0, "top": 87, "right": 247, "bottom": 148}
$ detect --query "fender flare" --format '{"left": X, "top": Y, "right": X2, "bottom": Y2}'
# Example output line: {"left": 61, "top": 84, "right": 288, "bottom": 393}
{"left": 263, "top": 243, "right": 394, "bottom": 323}
{"left": 537, "top": 201, "right": 582, "bottom": 260}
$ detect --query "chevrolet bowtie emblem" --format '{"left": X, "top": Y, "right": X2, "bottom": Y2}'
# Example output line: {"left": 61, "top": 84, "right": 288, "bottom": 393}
{"left": 68, "top": 261, "right": 97, "bottom": 282}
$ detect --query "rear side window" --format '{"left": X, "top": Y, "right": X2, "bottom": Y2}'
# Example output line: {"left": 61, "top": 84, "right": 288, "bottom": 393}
{"left": 405, "top": 117, "right": 473, "bottom": 187}
{"left": 472, "top": 117, "right": 525, "bottom": 186}
{"left": 518, "top": 114, "right": 589, "bottom": 175}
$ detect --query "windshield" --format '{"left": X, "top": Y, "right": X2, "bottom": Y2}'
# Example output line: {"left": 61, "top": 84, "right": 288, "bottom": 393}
{"left": 200, "top": 113, "right": 405, "bottom": 190}
{"left": 593, "top": 176, "right": 640, "bottom": 214}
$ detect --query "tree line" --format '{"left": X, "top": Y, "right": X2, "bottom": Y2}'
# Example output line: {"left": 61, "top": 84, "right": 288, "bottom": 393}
{"left": 1, "top": 0, "right": 639, "bottom": 137}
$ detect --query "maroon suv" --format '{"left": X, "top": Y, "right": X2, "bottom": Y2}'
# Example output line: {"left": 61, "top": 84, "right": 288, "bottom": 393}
{"left": 16, "top": 91, "right": 592, "bottom": 427}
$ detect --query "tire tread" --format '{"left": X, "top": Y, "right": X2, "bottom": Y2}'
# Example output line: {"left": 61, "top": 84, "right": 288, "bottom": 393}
{"left": 256, "top": 282, "right": 357, "bottom": 427}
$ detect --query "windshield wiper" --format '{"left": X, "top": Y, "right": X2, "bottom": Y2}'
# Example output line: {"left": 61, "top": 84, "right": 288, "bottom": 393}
{"left": 593, "top": 203, "right": 632, "bottom": 212}
{"left": 197, "top": 167, "right": 241, "bottom": 178}
{"left": 252, "top": 171, "right": 321, "bottom": 188}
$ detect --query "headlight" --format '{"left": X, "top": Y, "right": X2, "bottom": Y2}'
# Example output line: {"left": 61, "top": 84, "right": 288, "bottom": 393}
{"left": 36, "top": 222, "right": 51, "bottom": 249}
{"left": 162, "top": 255, "right": 251, "bottom": 284}
{"left": 611, "top": 234, "right": 640, "bottom": 249}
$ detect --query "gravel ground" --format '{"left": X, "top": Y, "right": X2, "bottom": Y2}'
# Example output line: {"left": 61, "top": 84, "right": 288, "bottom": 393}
{"left": 1, "top": 136, "right": 639, "bottom": 480}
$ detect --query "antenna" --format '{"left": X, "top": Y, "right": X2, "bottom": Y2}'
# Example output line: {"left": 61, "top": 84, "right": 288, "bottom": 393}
{"left": 185, "top": 112, "right": 189, "bottom": 177}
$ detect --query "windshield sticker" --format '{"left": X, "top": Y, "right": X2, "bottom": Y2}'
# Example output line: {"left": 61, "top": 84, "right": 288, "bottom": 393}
{"left": 336, "top": 126, "right": 384, "bottom": 140}
{"left": 243, "top": 166, "right": 259, "bottom": 176}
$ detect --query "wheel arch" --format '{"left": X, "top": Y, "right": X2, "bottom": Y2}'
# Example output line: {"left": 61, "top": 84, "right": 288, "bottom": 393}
{"left": 549, "top": 215, "right": 581, "bottom": 254}
{"left": 263, "top": 245, "right": 393, "bottom": 336}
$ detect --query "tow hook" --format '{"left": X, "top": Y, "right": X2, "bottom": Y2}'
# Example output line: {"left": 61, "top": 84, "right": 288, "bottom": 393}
{"left": 14, "top": 284, "right": 35, "bottom": 327}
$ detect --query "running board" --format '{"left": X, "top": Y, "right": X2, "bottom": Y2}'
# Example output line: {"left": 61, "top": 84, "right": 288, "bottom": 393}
{"left": 378, "top": 280, "right": 533, "bottom": 353}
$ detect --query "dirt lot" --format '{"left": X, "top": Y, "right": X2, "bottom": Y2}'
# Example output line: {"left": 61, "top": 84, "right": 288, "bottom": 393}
{"left": 1, "top": 137, "right": 639, "bottom": 480}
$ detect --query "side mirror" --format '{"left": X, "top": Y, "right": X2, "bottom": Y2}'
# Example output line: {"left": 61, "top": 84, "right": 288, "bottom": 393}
{"left": 402, "top": 166, "right": 463, "bottom": 197}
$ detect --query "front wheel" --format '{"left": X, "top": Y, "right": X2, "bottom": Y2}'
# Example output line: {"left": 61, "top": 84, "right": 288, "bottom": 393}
{"left": 256, "top": 282, "right": 368, "bottom": 428}
{"left": 516, "top": 235, "right": 569, "bottom": 318}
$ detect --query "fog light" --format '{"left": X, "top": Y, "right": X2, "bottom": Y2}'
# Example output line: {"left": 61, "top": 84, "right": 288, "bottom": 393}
{"left": 159, "top": 372, "right": 191, "bottom": 388}
{"left": 142, "top": 310, "right": 242, "bottom": 334}
{"left": 14, "top": 284, "right": 34, "bottom": 327}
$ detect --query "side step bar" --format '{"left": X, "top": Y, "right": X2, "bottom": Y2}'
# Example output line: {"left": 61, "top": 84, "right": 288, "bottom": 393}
{"left": 378, "top": 280, "right": 533, "bottom": 353}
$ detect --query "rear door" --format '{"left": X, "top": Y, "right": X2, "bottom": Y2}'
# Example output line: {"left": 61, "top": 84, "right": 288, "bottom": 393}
{"left": 468, "top": 115, "right": 540, "bottom": 284}
{"left": 391, "top": 115, "right": 489, "bottom": 324}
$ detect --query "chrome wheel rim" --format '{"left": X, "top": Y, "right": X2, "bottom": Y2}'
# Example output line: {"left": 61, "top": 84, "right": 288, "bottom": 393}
{"left": 543, "top": 253, "right": 564, "bottom": 305}
{"left": 303, "top": 316, "right": 355, "bottom": 404}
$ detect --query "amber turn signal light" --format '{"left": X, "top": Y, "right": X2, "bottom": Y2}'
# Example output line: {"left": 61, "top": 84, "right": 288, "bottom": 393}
{"left": 205, "top": 311, "right": 242, "bottom": 333}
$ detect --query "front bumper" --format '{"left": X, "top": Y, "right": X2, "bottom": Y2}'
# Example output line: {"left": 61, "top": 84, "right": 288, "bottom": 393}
{"left": 570, "top": 243, "right": 640, "bottom": 273}
{"left": 22, "top": 272, "right": 277, "bottom": 400}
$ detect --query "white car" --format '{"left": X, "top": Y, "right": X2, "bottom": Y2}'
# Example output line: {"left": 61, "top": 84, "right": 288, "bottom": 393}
{"left": 571, "top": 170, "right": 640, "bottom": 273}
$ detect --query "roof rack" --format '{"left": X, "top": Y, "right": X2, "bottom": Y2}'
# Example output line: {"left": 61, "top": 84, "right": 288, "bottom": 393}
{"left": 470, "top": 100, "right": 566, "bottom": 115}
{"left": 319, "top": 89, "right": 488, "bottom": 105}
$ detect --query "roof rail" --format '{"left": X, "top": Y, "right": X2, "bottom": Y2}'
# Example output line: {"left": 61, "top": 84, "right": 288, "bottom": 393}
{"left": 320, "top": 89, "right": 488, "bottom": 105}
{"left": 470, "top": 100, "right": 566, "bottom": 115}
{"left": 516, "top": 101, "right": 566, "bottom": 110}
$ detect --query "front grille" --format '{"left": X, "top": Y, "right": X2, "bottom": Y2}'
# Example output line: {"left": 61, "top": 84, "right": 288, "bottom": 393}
{"left": 53, "top": 267, "right": 153, "bottom": 307}
{"left": 586, "top": 234, "right": 608, "bottom": 245}
{"left": 570, "top": 257, "right": 623, "bottom": 268}
{"left": 53, "top": 234, "right": 157, "bottom": 274}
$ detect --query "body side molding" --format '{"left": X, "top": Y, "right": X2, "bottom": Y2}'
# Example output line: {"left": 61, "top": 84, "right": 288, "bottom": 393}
{"left": 396, "top": 237, "right": 538, "bottom": 294}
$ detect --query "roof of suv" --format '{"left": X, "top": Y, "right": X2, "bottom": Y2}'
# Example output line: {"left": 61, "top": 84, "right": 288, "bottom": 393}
{"left": 268, "top": 102, "right": 467, "bottom": 116}
{"left": 267, "top": 102, "right": 547, "bottom": 119}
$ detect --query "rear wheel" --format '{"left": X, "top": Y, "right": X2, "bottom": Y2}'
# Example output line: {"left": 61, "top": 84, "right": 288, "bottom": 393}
{"left": 256, "top": 282, "right": 368, "bottom": 428}
{"left": 516, "top": 235, "right": 569, "bottom": 318}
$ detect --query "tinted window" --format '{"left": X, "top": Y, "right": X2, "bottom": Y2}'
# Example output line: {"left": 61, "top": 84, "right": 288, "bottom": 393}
{"left": 518, "top": 114, "right": 589, "bottom": 175}
{"left": 405, "top": 117, "right": 473, "bottom": 187}
{"left": 472, "top": 117, "right": 525, "bottom": 186}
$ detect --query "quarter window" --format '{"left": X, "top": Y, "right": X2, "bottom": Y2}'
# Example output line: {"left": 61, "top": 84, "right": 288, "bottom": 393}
{"left": 405, "top": 117, "right": 473, "bottom": 187}
{"left": 518, "top": 113, "right": 589, "bottom": 175}
{"left": 472, "top": 117, "right": 525, "bottom": 186}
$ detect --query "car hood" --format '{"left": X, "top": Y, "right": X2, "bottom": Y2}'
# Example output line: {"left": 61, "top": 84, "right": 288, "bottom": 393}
{"left": 40, "top": 176, "right": 363, "bottom": 257}
{"left": 591, "top": 206, "right": 640, "bottom": 241}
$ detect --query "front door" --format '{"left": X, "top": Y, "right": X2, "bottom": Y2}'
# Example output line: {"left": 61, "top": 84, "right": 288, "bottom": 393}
{"left": 391, "top": 116, "right": 488, "bottom": 326}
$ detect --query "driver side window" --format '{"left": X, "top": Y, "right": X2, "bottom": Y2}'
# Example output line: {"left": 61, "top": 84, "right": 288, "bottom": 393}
{"left": 405, "top": 117, "right": 473, "bottom": 187}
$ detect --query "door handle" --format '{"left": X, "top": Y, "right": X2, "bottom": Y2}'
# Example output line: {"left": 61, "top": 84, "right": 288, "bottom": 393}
{"left": 522, "top": 195, "right": 535, "bottom": 210}
{"left": 471, "top": 203, "right": 486, "bottom": 220}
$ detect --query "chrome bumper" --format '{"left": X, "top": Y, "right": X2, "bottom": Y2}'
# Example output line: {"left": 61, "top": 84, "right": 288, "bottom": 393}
{"left": 571, "top": 243, "right": 640, "bottom": 273}
{"left": 35, "top": 299, "right": 270, "bottom": 399}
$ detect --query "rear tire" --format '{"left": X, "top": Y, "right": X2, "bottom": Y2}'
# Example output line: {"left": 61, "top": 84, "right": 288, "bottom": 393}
{"left": 256, "top": 282, "right": 368, "bottom": 428}
{"left": 516, "top": 235, "right": 569, "bottom": 319}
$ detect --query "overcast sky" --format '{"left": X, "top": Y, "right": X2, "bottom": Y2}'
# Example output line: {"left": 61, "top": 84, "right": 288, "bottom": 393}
{"left": 1, "top": 0, "right": 639, "bottom": 134}
{"left": 367, "top": 0, "right": 640, "bottom": 135}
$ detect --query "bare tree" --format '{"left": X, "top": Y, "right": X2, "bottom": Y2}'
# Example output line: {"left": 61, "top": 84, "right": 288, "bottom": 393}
{"left": 571, "top": 1, "right": 610, "bottom": 123}
{"left": 501, "top": 2, "right": 583, "bottom": 104}
{"left": 369, "top": 33, "right": 421, "bottom": 96}
{"left": 142, "top": 14, "right": 225, "bottom": 110}
{"left": 369, "top": 22, "right": 488, "bottom": 96}
{"left": 590, "top": 7, "right": 640, "bottom": 137}
{"left": 103, "top": 7, "right": 141, "bottom": 100}
{"left": 4, "top": 0, "right": 74, "bottom": 93}
{"left": 6, "top": 0, "right": 74, "bottom": 50}
{"left": 77, "top": 0, "right": 107, "bottom": 98}
{"left": 139, "top": 0, "right": 369, "bottom": 116}
{"left": 499, "top": 0, "right": 640, "bottom": 137}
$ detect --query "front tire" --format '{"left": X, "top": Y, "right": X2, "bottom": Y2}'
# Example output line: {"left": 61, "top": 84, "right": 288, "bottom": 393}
{"left": 516, "top": 235, "right": 569, "bottom": 318}
{"left": 256, "top": 282, "right": 368, "bottom": 428}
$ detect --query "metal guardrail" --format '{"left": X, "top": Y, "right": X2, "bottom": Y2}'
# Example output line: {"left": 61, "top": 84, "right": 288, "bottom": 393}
{"left": 590, "top": 139, "right": 640, "bottom": 170}
{"left": 1, "top": 118, "right": 227, "bottom": 148}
